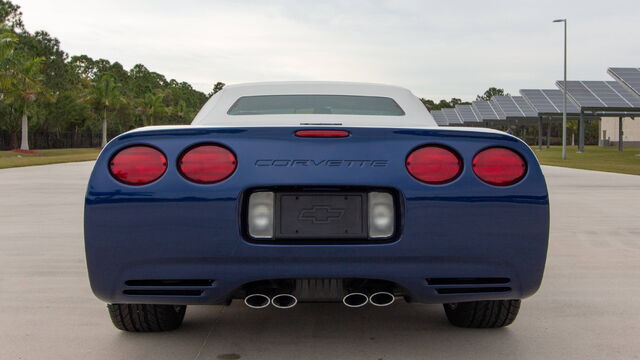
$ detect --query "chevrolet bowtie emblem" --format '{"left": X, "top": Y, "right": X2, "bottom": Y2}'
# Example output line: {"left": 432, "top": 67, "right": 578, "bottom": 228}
{"left": 298, "top": 206, "right": 345, "bottom": 224}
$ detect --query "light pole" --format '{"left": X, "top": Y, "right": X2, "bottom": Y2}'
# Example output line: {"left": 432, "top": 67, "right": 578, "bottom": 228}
{"left": 553, "top": 18, "right": 567, "bottom": 160}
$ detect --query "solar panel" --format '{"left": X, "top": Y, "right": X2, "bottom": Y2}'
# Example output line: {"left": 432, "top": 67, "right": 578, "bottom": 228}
{"left": 556, "top": 80, "right": 640, "bottom": 110}
{"left": 472, "top": 100, "right": 505, "bottom": 121}
{"left": 442, "top": 108, "right": 463, "bottom": 125}
{"left": 454, "top": 104, "right": 481, "bottom": 123}
{"left": 513, "top": 96, "right": 538, "bottom": 117}
{"left": 492, "top": 96, "right": 521, "bottom": 118}
{"left": 491, "top": 96, "right": 536, "bottom": 119}
{"left": 608, "top": 81, "right": 640, "bottom": 107}
{"left": 555, "top": 81, "right": 602, "bottom": 108}
{"left": 584, "top": 81, "right": 636, "bottom": 107}
{"left": 520, "top": 90, "right": 559, "bottom": 114}
{"left": 541, "top": 89, "right": 582, "bottom": 113}
{"left": 608, "top": 67, "right": 640, "bottom": 97}
{"left": 431, "top": 110, "right": 448, "bottom": 126}
{"left": 492, "top": 100, "right": 506, "bottom": 119}
{"left": 522, "top": 89, "right": 581, "bottom": 115}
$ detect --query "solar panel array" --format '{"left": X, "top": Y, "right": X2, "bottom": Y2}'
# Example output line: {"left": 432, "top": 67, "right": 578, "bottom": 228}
{"left": 442, "top": 108, "right": 463, "bottom": 125}
{"left": 556, "top": 80, "right": 640, "bottom": 110}
{"left": 430, "top": 110, "right": 448, "bottom": 125}
{"left": 520, "top": 89, "right": 581, "bottom": 115}
{"left": 429, "top": 66, "right": 640, "bottom": 128}
{"left": 455, "top": 104, "right": 481, "bottom": 123}
{"left": 491, "top": 96, "right": 538, "bottom": 119}
{"left": 472, "top": 100, "right": 505, "bottom": 121}
{"left": 608, "top": 67, "right": 640, "bottom": 97}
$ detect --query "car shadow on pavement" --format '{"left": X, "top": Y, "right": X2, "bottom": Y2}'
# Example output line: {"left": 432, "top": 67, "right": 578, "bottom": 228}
{"left": 107, "top": 300, "right": 521, "bottom": 359}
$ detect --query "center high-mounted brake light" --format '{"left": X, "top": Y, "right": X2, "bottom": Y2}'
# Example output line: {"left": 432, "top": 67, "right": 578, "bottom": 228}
{"left": 295, "top": 130, "right": 350, "bottom": 138}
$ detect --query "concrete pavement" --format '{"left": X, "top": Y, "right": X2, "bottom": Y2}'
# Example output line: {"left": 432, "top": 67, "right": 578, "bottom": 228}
{"left": 0, "top": 162, "right": 639, "bottom": 359}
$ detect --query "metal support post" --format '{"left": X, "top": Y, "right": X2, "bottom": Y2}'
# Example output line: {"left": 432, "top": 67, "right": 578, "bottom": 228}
{"left": 538, "top": 117, "right": 543, "bottom": 150}
{"left": 618, "top": 117, "right": 624, "bottom": 152}
{"left": 578, "top": 111, "right": 585, "bottom": 152}
{"left": 547, "top": 117, "right": 551, "bottom": 148}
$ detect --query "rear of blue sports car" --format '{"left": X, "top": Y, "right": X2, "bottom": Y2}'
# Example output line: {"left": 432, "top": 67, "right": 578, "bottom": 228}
{"left": 84, "top": 84, "right": 549, "bottom": 332}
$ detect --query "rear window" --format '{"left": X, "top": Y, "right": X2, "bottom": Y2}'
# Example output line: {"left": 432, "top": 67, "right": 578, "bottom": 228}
{"left": 227, "top": 95, "right": 405, "bottom": 116}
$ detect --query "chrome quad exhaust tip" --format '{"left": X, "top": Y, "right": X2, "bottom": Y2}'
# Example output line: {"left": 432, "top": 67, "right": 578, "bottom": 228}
{"left": 244, "top": 293, "right": 271, "bottom": 309}
{"left": 368, "top": 291, "right": 395, "bottom": 307}
{"left": 271, "top": 294, "right": 298, "bottom": 309}
{"left": 342, "top": 292, "right": 369, "bottom": 308}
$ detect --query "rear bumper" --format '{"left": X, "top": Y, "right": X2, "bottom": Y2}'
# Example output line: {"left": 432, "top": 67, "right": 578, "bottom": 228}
{"left": 89, "top": 253, "right": 544, "bottom": 305}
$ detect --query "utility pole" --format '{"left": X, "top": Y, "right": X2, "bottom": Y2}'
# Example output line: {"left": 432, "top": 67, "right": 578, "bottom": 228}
{"left": 553, "top": 18, "right": 568, "bottom": 160}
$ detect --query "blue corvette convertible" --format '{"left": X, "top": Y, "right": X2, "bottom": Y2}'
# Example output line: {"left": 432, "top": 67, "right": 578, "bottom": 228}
{"left": 84, "top": 82, "right": 549, "bottom": 332}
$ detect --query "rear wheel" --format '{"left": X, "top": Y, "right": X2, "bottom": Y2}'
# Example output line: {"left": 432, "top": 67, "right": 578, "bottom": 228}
{"left": 443, "top": 300, "right": 520, "bottom": 328}
{"left": 107, "top": 304, "right": 187, "bottom": 332}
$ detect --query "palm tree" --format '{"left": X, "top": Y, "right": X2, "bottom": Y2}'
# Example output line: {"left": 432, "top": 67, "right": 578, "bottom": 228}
{"left": 7, "top": 55, "right": 51, "bottom": 150}
{"left": 0, "top": 29, "right": 17, "bottom": 101}
{"left": 567, "top": 119, "right": 578, "bottom": 146}
{"left": 174, "top": 99, "right": 187, "bottom": 122}
{"left": 141, "top": 92, "right": 165, "bottom": 126}
{"left": 87, "top": 74, "right": 122, "bottom": 147}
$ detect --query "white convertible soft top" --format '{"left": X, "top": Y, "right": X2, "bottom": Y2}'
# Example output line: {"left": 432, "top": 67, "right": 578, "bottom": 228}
{"left": 191, "top": 81, "right": 438, "bottom": 127}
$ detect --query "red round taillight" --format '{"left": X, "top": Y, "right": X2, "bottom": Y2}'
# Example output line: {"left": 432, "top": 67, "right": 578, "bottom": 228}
{"left": 178, "top": 144, "right": 237, "bottom": 184}
{"left": 406, "top": 145, "right": 462, "bottom": 184}
{"left": 109, "top": 146, "right": 167, "bottom": 185}
{"left": 473, "top": 147, "right": 527, "bottom": 186}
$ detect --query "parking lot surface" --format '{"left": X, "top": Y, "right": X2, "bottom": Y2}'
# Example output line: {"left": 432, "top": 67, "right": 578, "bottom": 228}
{"left": 1, "top": 162, "right": 639, "bottom": 359}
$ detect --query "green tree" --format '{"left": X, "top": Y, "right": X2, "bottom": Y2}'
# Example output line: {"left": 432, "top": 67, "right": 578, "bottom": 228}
{"left": 476, "top": 87, "right": 509, "bottom": 101}
{"left": 0, "top": 26, "right": 16, "bottom": 98}
{"left": 18, "top": 31, "right": 70, "bottom": 88}
{"left": 449, "top": 98, "right": 467, "bottom": 106}
{"left": 0, "top": 0, "right": 209, "bottom": 149}
{"left": 140, "top": 92, "right": 165, "bottom": 126}
{"left": 87, "top": 74, "right": 123, "bottom": 147}
{"left": 6, "top": 55, "right": 53, "bottom": 150}
{"left": 69, "top": 54, "right": 98, "bottom": 79}
{"left": 174, "top": 99, "right": 187, "bottom": 122}
{"left": 208, "top": 81, "right": 225, "bottom": 97}
{"left": 129, "top": 64, "right": 167, "bottom": 98}
{"left": 0, "top": 0, "right": 24, "bottom": 31}
{"left": 420, "top": 97, "right": 471, "bottom": 110}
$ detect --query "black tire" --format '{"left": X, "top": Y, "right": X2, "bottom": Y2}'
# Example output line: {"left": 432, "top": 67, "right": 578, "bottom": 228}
{"left": 443, "top": 300, "right": 521, "bottom": 328}
{"left": 107, "top": 304, "right": 187, "bottom": 332}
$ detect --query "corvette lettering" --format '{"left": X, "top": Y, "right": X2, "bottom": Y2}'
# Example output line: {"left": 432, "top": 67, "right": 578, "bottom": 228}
{"left": 255, "top": 160, "right": 389, "bottom": 167}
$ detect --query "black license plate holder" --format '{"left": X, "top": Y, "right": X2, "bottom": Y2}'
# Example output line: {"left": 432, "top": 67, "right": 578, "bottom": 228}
{"left": 275, "top": 192, "right": 367, "bottom": 239}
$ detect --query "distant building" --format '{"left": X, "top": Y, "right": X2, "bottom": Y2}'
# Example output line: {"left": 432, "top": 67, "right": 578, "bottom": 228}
{"left": 600, "top": 117, "right": 640, "bottom": 146}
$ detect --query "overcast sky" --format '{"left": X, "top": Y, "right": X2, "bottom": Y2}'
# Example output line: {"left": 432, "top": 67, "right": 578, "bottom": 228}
{"left": 16, "top": 0, "right": 640, "bottom": 100}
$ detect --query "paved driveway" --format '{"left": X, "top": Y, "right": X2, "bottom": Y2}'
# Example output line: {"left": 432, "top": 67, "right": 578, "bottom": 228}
{"left": 1, "top": 162, "right": 639, "bottom": 359}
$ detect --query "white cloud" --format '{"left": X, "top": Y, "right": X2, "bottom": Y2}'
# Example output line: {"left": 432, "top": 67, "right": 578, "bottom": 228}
{"left": 16, "top": 0, "right": 640, "bottom": 100}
